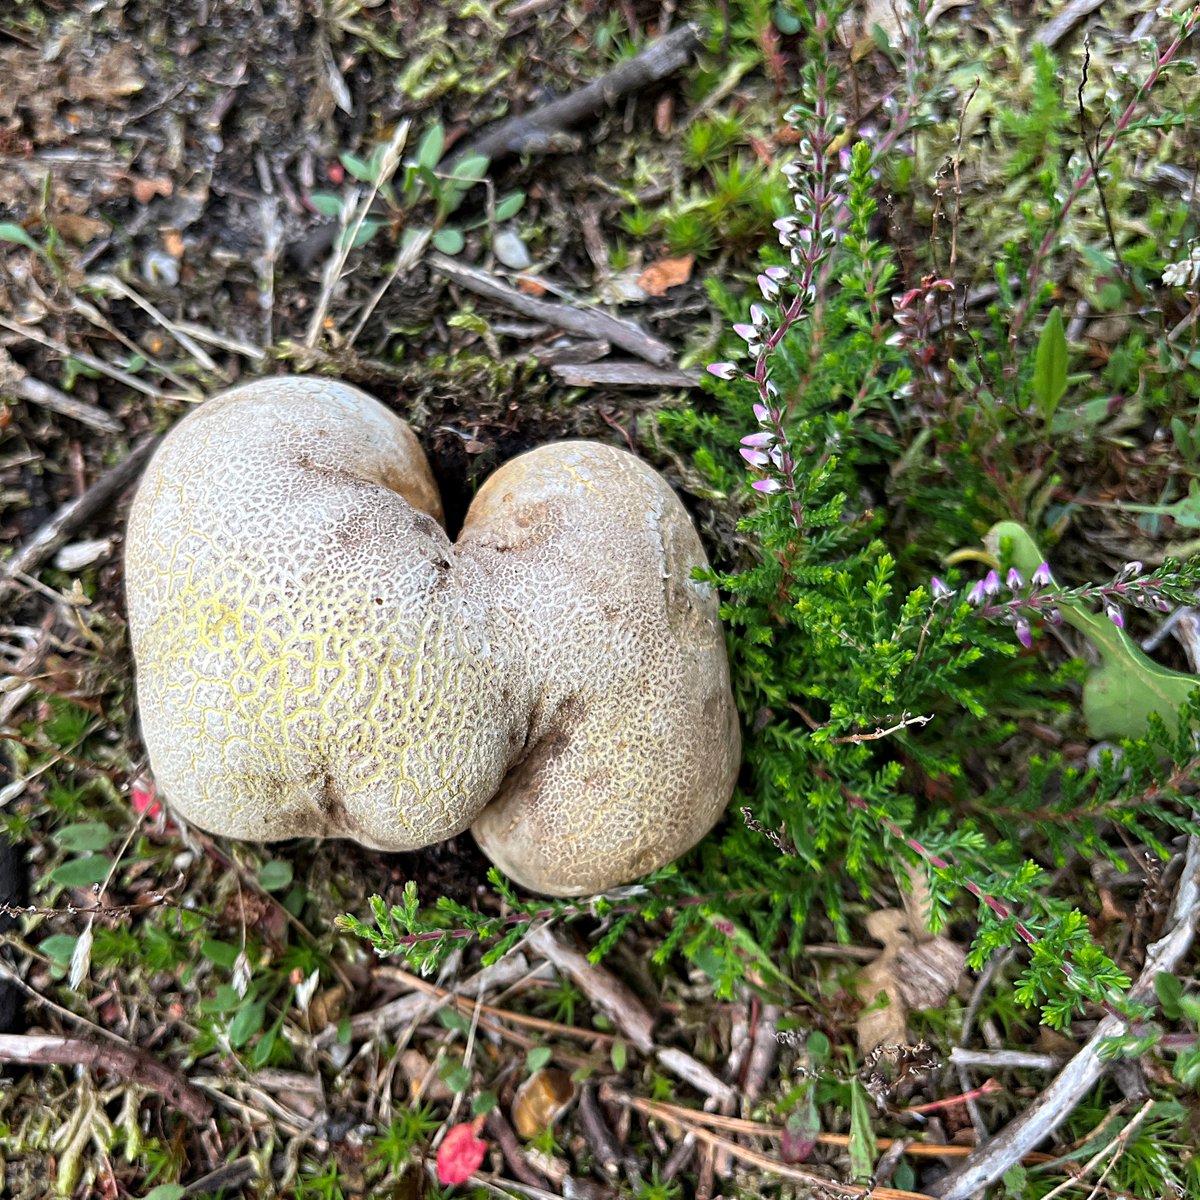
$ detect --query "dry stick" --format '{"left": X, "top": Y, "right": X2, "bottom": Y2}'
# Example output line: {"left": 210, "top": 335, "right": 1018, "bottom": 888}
{"left": 12, "top": 375, "right": 123, "bottom": 434}
{"left": 0, "top": 1033, "right": 212, "bottom": 1122}
{"left": 526, "top": 924, "right": 737, "bottom": 1105}
{"left": 431, "top": 254, "right": 675, "bottom": 367}
{"left": 449, "top": 24, "right": 699, "bottom": 165}
{"left": 933, "top": 836, "right": 1200, "bottom": 1200}
{"left": 549, "top": 361, "right": 699, "bottom": 388}
{"left": 1033, "top": 0, "right": 1106, "bottom": 49}
{"left": 0, "top": 436, "right": 161, "bottom": 609}
{"left": 601, "top": 1087, "right": 935, "bottom": 1200}
{"left": 314, "top": 950, "right": 539, "bottom": 1047}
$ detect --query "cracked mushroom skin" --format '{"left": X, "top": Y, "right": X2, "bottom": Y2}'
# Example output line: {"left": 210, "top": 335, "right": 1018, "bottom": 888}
{"left": 126, "top": 377, "right": 740, "bottom": 895}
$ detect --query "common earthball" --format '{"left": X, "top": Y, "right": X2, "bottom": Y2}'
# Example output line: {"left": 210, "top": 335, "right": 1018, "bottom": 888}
{"left": 125, "top": 376, "right": 740, "bottom": 895}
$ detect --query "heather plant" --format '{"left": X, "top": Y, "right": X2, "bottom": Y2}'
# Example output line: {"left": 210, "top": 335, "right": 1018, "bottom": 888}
{"left": 348, "top": 1, "right": 1200, "bottom": 1035}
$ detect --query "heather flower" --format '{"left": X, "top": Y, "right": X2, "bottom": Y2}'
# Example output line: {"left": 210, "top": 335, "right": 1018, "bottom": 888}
{"left": 967, "top": 579, "right": 986, "bottom": 606}
{"left": 1105, "top": 603, "right": 1125, "bottom": 629}
{"left": 1031, "top": 561, "right": 1052, "bottom": 588}
{"left": 930, "top": 576, "right": 952, "bottom": 601}
{"left": 740, "top": 432, "right": 776, "bottom": 448}
{"left": 758, "top": 273, "right": 781, "bottom": 300}
{"left": 1006, "top": 568, "right": 1023, "bottom": 590}
{"left": 983, "top": 569, "right": 1001, "bottom": 597}
{"left": 751, "top": 478, "right": 783, "bottom": 494}
{"left": 1015, "top": 618, "right": 1033, "bottom": 649}
{"left": 740, "top": 447, "right": 770, "bottom": 468}
{"left": 707, "top": 362, "right": 740, "bottom": 380}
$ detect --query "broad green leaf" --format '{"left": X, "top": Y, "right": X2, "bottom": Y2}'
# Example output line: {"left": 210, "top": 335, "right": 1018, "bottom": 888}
{"left": 228, "top": 997, "right": 267, "bottom": 1048}
{"left": 526, "top": 1046, "right": 552, "bottom": 1072}
{"left": 988, "top": 521, "right": 1199, "bottom": 740}
{"left": 415, "top": 122, "right": 445, "bottom": 170}
{"left": 40, "top": 933, "right": 79, "bottom": 967}
{"left": 0, "top": 223, "right": 41, "bottom": 254}
{"left": 1032, "top": 305, "right": 1068, "bottom": 420}
{"left": 144, "top": 1186, "right": 187, "bottom": 1200}
{"left": 200, "top": 939, "right": 240, "bottom": 969}
{"left": 494, "top": 191, "right": 526, "bottom": 221}
{"left": 50, "top": 856, "right": 111, "bottom": 888}
{"left": 432, "top": 226, "right": 464, "bottom": 254}
{"left": 55, "top": 822, "right": 114, "bottom": 853}
{"left": 309, "top": 192, "right": 344, "bottom": 217}
{"left": 256, "top": 860, "right": 293, "bottom": 892}
{"left": 450, "top": 153, "right": 489, "bottom": 182}
{"left": 340, "top": 153, "right": 374, "bottom": 182}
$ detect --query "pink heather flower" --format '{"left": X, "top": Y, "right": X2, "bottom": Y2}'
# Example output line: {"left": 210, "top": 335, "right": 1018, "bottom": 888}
{"left": 1105, "top": 603, "right": 1125, "bottom": 629}
{"left": 733, "top": 323, "right": 758, "bottom": 342}
{"left": 752, "top": 403, "right": 771, "bottom": 425}
{"left": 1015, "top": 618, "right": 1033, "bottom": 649}
{"left": 967, "top": 580, "right": 986, "bottom": 606}
{"left": 765, "top": 266, "right": 789, "bottom": 281}
{"left": 751, "top": 478, "right": 783, "bottom": 494}
{"left": 1006, "top": 568, "right": 1023, "bottom": 590}
{"left": 983, "top": 569, "right": 1001, "bottom": 597}
{"left": 930, "top": 576, "right": 952, "bottom": 601}
{"left": 1031, "top": 561, "right": 1052, "bottom": 588}
{"left": 740, "top": 447, "right": 770, "bottom": 467}
{"left": 1047, "top": 607, "right": 1063, "bottom": 626}
{"left": 707, "top": 362, "right": 739, "bottom": 380}
{"left": 758, "top": 273, "right": 780, "bottom": 300}
{"left": 740, "top": 432, "right": 775, "bottom": 448}
{"left": 1118, "top": 560, "right": 1144, "bottom": 581}
{"left": 749, "top": 304, "right": 769, "bottom": 328}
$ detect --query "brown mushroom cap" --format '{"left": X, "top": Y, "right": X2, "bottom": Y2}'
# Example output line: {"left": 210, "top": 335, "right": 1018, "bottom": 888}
{"left": 126, "top": 378, "right": 739, "bottom": 894}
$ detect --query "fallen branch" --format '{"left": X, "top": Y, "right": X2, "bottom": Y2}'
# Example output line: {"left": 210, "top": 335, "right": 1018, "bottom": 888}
{"left": 550, "top": 360, "right": 698, "bottom": 388}
{"left": 431, "top": 254, "right": 674, "bottom": 366}
{"left": 0, "top": 1032, "right": 212, "bottom": 1122}
{"left": 450, "top": 24, "right": 699, "bottom": 165}
{"left": 0, "top": 436, "right": 161, "bottom": 609}
{"left": 933, "top": 836, "right": 1200, "bottom": 1200}
{"left": 12, "top": 374, "right": 123, "bottom": 434}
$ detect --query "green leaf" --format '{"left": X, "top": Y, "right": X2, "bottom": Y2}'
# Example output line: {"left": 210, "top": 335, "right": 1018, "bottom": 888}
{"left": 450, "top": 153, "right": 490, "bottom": 182}
{"left": 309, "top": 192, "right": 344, "bottom": 217}
{"left": 55, "top": 822, "right": 114, "bottom": 853}
{"left": 610, "top": 1039, "right": 627, "bottom": 1073}
{"left": 340, "top": 218, "right": 386, "bottom": 251}
{"left": 229, "top": 998, "right": 267, "bottom": 1049}
{"left": 1156, "top": 971, "right": 1184, "bottom": 1019}
{"left": 144, "top": 1186, "right": 187, "bottom": 1200}
{"left": 848, "top": 1080, "right": 875, "bottom": 1184}
{"left": 256, "top": 860, "right": 293, "bottom": 892}
{"left": 340, "top": 153, "right": 374, "bottom": 183}
{"left": 415, "top": 122, "right": 445, "bottom": 170}
{"left": 0, "top": 222, "right": 42, "bottom": 254}
{"left": 200, "top": 939, "right": 240, "bottom": 970}
{"left": 494, "top": 191, "right": 526, "bottom": 221}
{"left": 432, "top": 226, "right": 465, "bottom": 254}
{"left": 437, "top": 1007, "right": 472, "bottom": 1034}
{"left": 40, "top": 933, "right": 79, "bottom": 967}
{"left": 526, "top": 1046, "right": 552, "bottom": 1072}
{"left": 1032, "top": 305, "right": 1068, "bottom": 420}
{"left": 472, "top": 1090, "right": 498, "bottom": 1116}
{"left": 442, "top": 1063, "right": 472, "bottom": 1093}
{"left": 50, "top": 856, "right": 111, "bottom": 888}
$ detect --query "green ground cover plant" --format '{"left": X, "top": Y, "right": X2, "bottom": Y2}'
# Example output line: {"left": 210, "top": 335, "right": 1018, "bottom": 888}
{"left": 3, "top": 2, "right": 1200, "bottom": 1198}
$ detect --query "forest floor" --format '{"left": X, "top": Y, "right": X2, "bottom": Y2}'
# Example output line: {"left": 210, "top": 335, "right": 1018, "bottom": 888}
{"left": 2, "top": 2, "right": 1200, "bottom": 1199}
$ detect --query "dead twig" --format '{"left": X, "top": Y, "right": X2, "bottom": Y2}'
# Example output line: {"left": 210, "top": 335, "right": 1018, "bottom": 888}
{"left": 0, "top": 436, "right": 161, "bottom": 610}
{"left": 0, "top": 1032, "right": 211, "bottom": 1122}
{"left": 431, "top": 254, "right": 675, "bottom": 367}
{"left": 526, "top": 925, "right": 736, "bottom": 1104}
{"left": 1033, "top": 0, "right": 1106, "bottom": 49}
{"left": 933, "top": 836, "right": 1200, "bottom": 1200}
{"left": 450, "top": 24, "right": 699, "bottom": 165}
{"left": 9, "top": 373, "right": 122, "bottom": 434}
{"left": 549, "top": 361, "right": 699, "bottom": 387}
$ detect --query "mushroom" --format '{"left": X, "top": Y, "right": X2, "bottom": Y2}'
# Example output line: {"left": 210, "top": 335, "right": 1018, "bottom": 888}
{"left": 125, "top": 377, "right": 740, "bottom": 895}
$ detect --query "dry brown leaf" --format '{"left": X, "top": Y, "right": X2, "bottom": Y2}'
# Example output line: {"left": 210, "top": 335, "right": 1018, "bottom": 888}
{"left": 636, "top": 254, "right": 694, "bottom": 297}
{"left": 132, "top": 176, "right": 174, "bottom": 205}
{"left": 855, "top": 909, "right": 909, "bottom": 1055}
{"left": 52, "top": 213, "right": 109, "bottom": 246}
{"left": 516, "top": 276, "right": 547, "bottom": 296}
{"left": 894, "top": 938, "right": 966, "bottom": 1010}
{"left": 512, "top": 1067, "right": 575, "bottom": 1138}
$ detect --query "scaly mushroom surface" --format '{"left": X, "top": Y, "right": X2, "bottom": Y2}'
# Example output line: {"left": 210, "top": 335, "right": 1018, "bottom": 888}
{"left": 126, "top": 377, "right": 740, "bottom": 895}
